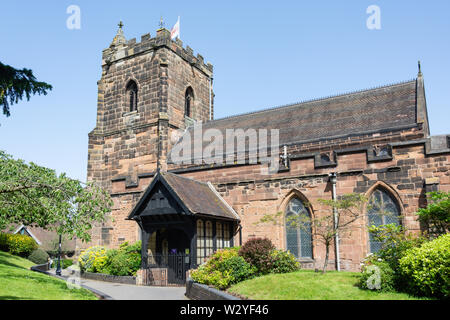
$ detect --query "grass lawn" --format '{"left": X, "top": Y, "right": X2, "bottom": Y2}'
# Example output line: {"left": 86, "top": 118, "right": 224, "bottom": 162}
{"left": 227, "top": 270, "right": 430, "bottom": 300}
{"left": 0, "top": 251, "right": 97, "bottom": 300}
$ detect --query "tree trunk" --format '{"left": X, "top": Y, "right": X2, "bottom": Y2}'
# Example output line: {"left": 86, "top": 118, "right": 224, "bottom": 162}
{"left": 322, "top": 243, "right": 330, "bottom": 274}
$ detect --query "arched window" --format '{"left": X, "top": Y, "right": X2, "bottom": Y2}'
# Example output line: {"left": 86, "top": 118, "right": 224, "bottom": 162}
{"left": 185, "top": 87, "right": 194, "bottom": 118}
{"left": 285, "top": 197, "right": 313, "bottom": 259}
{"left": 367, "top": 188, "right": 401, "bottom": 253}
{"left": 126, "top": 80, "right": 138, "bottom": 112}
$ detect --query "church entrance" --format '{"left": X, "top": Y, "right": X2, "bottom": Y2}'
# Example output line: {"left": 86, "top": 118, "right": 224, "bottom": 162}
{"left": 147, "top": 228, "right": 191, "bottom": 285}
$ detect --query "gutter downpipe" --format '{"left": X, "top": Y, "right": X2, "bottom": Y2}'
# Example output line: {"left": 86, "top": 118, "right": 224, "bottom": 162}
{"left": 329, "top": 172, "right": 341, "bottom": 271}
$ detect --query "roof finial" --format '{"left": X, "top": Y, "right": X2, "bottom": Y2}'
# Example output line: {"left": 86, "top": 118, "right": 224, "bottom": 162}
{"left": 418, "top": 60, "right": 423, "bottom": 77}
{"left": 110, "top": 20, "right": 126, "bottom": 47}
{"left": 159, "top": 16, "right": 165, "bottom": 29}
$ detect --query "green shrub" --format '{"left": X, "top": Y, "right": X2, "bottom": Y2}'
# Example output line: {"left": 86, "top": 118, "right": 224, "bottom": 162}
{"left": 51, "top": 258, "right": 73, "bottom": 269}
{"left": 368, "top": 224, "right": 426, "bottom": 270}
{"left": 270, "top": 249, "right": 301, "bottom": 274}
{"left": 191, "top": 248, "right": 255, "bottom": 290}
{"left": 107, "top": 250, "right": 141, "bottom": 276}
{"left": 358, "top": 256, "right": 396, "bottom": 292}
{"left": 368, "top": 224, "right": 427, "bottom": 290}
{"left": 62, "top": 259, "right": 73, "bottom": 269}
{"left": 99, "top": 249, "right": 118, "bottom": 274}
{"left": 417, "top": 191, "right": 450, "bottom": 237}
{"left": 119, "top": 240, "right": 141, "bottom": 254}
{"left": 100, "top": 242, "right": 141, "bottom": 276}
{"left": 28, "top": 248, "right": 50, "bottom": 265}
{"left": 0, "top": 233, "right": 9, "bottom": 252}
{"left": 78, "top": 241, "right": 142, "bottom": 276}
{"left": 238, "top": 238, "right": 275, "bottom": 275}
{"left": 398, "top": 233, "right": 450, "bottom": 298}
{"left": 78, "top": 246, "right": 108, "bottom": 273}
{"left": 0, "top": 233, "right": 38, "bottom": 257}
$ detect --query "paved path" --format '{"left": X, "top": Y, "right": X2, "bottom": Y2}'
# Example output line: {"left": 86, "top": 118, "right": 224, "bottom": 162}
{"left": 57, "top": 268, "right": 188, "bottom": 300}
{"left": 79, "top": 278, "right": 188, "bottom": 300}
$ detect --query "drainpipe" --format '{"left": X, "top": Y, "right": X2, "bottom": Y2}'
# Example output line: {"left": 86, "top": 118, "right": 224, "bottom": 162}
{"left": 238, "top": 224, "right": 242, "bottom": 246}
{"left": 329, "top": 172, "right": 341, "bottom": 271}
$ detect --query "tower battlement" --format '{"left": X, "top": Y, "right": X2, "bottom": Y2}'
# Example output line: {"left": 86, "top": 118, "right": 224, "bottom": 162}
{"left": 102, "top": 27, "right": 213, "bottom": 77}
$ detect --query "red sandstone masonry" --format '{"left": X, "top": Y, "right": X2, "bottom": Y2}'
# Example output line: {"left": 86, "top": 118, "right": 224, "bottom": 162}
{"left": 78, "top": 28, "right": 450, "bottom": 273}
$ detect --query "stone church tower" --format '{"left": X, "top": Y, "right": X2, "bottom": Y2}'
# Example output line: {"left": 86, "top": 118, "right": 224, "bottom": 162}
{"left": 79, "top": 23, "right": 214, "bottom": 251}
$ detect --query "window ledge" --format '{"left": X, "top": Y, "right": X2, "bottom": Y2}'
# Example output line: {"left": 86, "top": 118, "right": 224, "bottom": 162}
{"left": 123, "top": 110, "right": 138, "bottom": 117}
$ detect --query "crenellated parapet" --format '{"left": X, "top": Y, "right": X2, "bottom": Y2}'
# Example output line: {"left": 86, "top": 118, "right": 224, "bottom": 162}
{"left": 102, "top": 26, "right": 213, "bottom": 78}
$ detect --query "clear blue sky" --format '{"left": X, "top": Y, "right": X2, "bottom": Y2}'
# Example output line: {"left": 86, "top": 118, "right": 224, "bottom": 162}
{"left": 1, "top": 1, "right": 449, "bottom": 182}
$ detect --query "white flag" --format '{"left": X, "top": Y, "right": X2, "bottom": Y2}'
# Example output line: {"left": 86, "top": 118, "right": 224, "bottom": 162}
{"left": 171, "top": 16, "right": 180, "bottom": 40}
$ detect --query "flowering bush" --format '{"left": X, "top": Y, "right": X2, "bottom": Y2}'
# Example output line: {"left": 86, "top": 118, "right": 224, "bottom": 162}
{"left": 78, "top": 245, "right": 108, "bottom": 273}
{"left": 191, "top": 248, "right": 255, "bottom": 289}
{"left": 78, "top": 241, "right": 142, "bottom": 276}
{"left": 0, "top": 232, "right": 38, "bottom": 257}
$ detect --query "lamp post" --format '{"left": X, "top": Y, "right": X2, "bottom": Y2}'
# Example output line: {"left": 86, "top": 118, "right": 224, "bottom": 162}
{"left": 56, "top": 234, "right": 62, "bottom": 276}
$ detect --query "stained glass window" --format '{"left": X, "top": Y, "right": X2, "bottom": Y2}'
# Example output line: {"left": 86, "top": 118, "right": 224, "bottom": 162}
{"left": 367, "top": 188, "right": 401, "bottom": 253}
{"left": 285, "top": 198, "right": 313, "bottom": 259}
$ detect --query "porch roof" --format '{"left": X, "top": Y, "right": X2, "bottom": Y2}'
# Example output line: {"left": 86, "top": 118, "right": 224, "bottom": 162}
{"left": 127, "top": 171, "right": 240, "bottom": 221}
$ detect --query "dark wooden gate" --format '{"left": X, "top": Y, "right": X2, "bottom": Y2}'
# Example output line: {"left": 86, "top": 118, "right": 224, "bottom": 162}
{"left": 148, "top": 253, "right": 189, "bottom": 285}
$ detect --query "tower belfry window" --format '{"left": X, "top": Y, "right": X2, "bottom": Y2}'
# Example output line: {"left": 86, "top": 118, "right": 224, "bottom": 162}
{"left": 126, "top": 80, "right": 138, "bottom": 112}
{"left": 185, "top": 87, "right": 194, "bottom": 118}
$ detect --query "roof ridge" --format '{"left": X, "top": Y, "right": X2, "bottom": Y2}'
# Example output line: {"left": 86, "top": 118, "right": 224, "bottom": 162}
{"left": 207, "top": 78, "right": 417, "bottom": 124}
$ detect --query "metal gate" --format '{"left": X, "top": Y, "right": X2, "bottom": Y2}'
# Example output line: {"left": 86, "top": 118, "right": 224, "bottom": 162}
{"left": 148, "top": 253, "right": 189, "bottom": 285}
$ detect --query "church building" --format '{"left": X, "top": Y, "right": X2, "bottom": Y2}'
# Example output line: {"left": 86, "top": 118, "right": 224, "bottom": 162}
{"left": 76, "top": 23, "right": 450, "bottom": 284}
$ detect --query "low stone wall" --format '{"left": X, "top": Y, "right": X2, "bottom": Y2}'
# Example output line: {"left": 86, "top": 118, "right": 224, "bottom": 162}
{"left": 30, "top": 263, "right": 50, "bottom": 272}
{"left": 136, "top": 268, "right": 168, "bottom": 286}
{"left": 79, "top": 271, "right": 136, "bottom": 285}
{"left": 185, "top": 279, "right": 241, "bottom": 300}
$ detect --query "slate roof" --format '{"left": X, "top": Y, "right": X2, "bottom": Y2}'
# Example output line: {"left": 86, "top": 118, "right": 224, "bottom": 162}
{"left": 128, "top": 171, "right": 240, "bottom": 221}
{"left": 190, "top": 79, "right": 419, "bottom": 147}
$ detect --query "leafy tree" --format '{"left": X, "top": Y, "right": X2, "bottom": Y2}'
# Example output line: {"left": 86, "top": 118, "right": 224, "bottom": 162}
{"left": 258, "top": 193, "right": 368, "bottom": 273}
{"left": 417, "top": 191, "right": 450, "bottom": 238}
{"left": 0, "top": 61, "right": 52, "bottom": 118}
{"left": 0, "top": 150, "right": 112, "bottom": 242}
